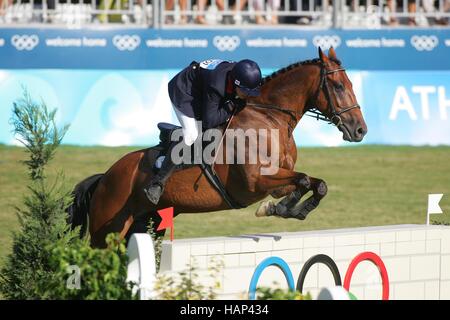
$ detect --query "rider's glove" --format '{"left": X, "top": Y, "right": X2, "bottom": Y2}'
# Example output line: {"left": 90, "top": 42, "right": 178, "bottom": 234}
{"left": 224, "top": 98, "right": 246, "bottom": 113}
{"left": 233, "top": 98, "right": 246, "bottom": 111}
{"left": 224, "top": 100, "right": 236, "bottom": 113}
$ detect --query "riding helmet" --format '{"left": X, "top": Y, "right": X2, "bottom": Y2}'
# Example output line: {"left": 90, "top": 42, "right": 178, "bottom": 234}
{"left": 231, "top": 59, "right": 262, "bottom": 97}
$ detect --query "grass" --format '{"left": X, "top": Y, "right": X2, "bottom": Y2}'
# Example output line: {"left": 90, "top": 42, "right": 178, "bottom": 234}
{"left": 1, "top": 145, "right": 450, "bottom": 267}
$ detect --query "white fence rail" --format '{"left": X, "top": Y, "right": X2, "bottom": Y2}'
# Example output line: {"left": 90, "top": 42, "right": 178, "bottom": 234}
{"left": 126, "top": 233, "right": 156, "bottom": 300}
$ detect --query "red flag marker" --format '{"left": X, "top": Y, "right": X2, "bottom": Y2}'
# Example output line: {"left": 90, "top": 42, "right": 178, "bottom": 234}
{"left": 157, "top": 207, "right": 174, "bottom": 241}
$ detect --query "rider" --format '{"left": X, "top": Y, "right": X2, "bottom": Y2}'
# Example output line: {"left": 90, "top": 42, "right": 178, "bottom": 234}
{"left": 143, "top": 58, "right": 263, "bottom": 205}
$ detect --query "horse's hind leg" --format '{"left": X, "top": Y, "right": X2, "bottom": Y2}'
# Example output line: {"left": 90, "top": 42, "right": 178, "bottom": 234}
{"left": 91, "top": 211, "right": 134, "bottom": 248}
{"left": 125, "top": 213, "right": 150, "bottom": 244}
{"left": 125, "top": 211, "right": 166, "bottom": 244}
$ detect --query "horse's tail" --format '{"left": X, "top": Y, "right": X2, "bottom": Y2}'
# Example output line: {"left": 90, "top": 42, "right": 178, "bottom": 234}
{"left": 67, "top": 173, "right": 104, "bottom": 238}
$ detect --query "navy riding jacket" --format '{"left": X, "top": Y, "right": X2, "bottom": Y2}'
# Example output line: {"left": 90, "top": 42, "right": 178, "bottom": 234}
{"left": 168, "top": 59, "right": 237, "bottom": 129}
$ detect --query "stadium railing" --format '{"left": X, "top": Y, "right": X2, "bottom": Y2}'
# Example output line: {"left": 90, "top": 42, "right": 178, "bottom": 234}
{"left": 0, "top": 0, "right": 448, "bottom": 27}
{"left": 0, "top": 0, "right": 153, "bottom": 26}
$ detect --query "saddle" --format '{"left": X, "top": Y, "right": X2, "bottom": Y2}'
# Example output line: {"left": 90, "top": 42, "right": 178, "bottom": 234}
{"left": 157, "top": 122, "right": 181, "bottom": 149}
{"left": 154, "top": 122, "right": 245, "bottom": 209}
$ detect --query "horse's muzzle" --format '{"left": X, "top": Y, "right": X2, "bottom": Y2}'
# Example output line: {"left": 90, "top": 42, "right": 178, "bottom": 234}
{"left": 339, "top": 122, "right": 367, "bottom": 142}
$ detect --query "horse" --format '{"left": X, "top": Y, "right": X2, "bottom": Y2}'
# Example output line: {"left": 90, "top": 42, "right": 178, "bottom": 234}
{"left": 67, "top": 47, "right": 367, "bottom": 248}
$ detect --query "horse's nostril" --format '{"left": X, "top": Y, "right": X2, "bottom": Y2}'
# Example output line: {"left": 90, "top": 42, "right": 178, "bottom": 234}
{"left": 354, "top": 126, "right": 366, "bottom": 139}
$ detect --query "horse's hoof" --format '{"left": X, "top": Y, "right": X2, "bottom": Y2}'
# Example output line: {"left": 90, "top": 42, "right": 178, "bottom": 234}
{"left": 255, "top": 200, "right": 274, "bottom": 217}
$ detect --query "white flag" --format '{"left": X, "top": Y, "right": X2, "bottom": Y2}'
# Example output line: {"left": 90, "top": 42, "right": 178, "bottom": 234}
{"left": 428, "top": 194, "right": 443, "bottom": 214}
{"left": 427, "top": 194, "right": 444, "bottom": 226}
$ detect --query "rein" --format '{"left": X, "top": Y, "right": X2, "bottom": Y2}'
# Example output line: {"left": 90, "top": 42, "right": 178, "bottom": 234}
{"left": 246, "top": 62, "right": 360, "bottom": 132}
{"left": 246, "top": 102, "right": 298, "bottom": 135}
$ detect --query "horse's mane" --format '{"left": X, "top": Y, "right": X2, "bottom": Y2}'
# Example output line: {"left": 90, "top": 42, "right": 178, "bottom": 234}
{"left": 262, "top": 57, "right": 342, "bottom": 85}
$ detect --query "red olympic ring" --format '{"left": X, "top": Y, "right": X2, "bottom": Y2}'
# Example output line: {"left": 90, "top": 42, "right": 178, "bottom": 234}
{"left": 343, "top": 252, "right": 390, "bottom": 300}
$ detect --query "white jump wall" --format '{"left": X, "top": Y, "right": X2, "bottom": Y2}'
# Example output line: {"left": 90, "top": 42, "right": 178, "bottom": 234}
{"left": 159, "top": 224, "right": 450, "bottom": 300}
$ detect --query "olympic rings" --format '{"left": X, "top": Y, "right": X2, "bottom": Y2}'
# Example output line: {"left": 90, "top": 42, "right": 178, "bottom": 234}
{"left": 213, "top": 35, "right": 240, "bottom": 52}
{"left": 296, "top": 254, "right": 342, "bottom": 294}
{"left": 312, "top": 35, "right": 341, "bottom": 49}
{"left": 11, "top": 34, "right": 39, "bottom": 51}
{"left": 410, "top": 35, "right": 439, "bottom": 51}
{"left": 112, "top": 35, "right": 141, "bottom": 51}
{"left": 249, "top": 251, "right": 389, "bottom": 300}
{"left": 248, "top": 257, "right": 296, "bottom": 300}
{"left": 343, "top": 252, "right": 390, "bottom": 300}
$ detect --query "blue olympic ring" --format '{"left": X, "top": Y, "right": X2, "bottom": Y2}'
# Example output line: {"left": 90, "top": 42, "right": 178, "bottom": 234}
{"left": 248, "top": 256, "right": 296, "bottom": 300}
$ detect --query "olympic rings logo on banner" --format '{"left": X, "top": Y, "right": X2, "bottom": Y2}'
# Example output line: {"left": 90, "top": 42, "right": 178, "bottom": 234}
{"left": 312, "top": 35, "right": 341, "bottom": 49}
{"left": 410, "top": 35, "right": 439, "bottom": 51}
{"left": 248, "top": 251, "right": 389, "bottom": 300}
{"left": 11, "top": 34, "right": 39, "bottom": 51}
{"left": 112, "top": 35, "right": 141, "bottom": 51}
{"left": 213, "top": 35, "right": 240, "bottom": 52}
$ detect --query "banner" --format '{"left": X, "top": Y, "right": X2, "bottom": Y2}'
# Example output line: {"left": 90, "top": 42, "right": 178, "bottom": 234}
{"left": 0, "top": 28, "right": 450, "bottom": 70}
{"left": 361, "top": 71, "right": 450, "bottom": 145}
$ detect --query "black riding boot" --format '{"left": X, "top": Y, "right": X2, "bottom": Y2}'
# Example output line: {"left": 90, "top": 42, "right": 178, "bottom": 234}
{"left": 144, "top": 145, "right": 178, "bottom": 205}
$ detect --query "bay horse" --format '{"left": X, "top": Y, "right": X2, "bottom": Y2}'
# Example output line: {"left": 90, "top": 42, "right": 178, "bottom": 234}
{"left": 67, "top": 47, "right": 367, "bottom": 248}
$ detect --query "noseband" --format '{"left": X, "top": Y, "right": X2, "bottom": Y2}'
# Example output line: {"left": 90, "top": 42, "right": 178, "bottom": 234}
{"left": 306, "top": 64, "right": 360, "bottom": 127}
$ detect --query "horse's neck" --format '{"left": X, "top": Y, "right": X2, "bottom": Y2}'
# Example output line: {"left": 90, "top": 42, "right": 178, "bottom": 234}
{"left": 231, "top": 63, "right": 320, "bottom": 130}
{"left": 262, "top": 63, "right": 320, "bottom": 118}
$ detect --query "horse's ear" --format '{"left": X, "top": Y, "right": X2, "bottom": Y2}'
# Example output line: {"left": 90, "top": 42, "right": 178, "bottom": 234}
{"left": 318, "top": 46, "right": 328, "bottom": 63}
{"left": 328, "top": 47, "right": 337, "bottom": 61}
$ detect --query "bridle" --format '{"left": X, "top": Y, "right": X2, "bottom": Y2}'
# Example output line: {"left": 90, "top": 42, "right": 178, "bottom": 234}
{"left": 305, "top": 63, "right": 360, "bottom": 127}
{"left": 246, "top": 61, "right": 360, "bottom": 135}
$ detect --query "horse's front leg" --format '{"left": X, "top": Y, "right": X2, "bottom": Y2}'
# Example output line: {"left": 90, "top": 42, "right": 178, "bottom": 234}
{"left": 254, "top": 169, "right": 311, "bottom": 217}
{"left": 256, "top": 172, "right": 328, "bottom": 220}
{"left": 287, "top": 176, "right": 328, "bottom": 220}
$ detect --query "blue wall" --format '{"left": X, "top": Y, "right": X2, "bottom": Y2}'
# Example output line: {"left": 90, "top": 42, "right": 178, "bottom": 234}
{"left": 1, "top": 28, "right": 449, "bottom": 146}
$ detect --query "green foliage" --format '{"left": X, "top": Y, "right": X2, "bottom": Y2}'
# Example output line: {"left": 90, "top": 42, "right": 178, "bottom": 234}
{"left": 9, "top": 88, "right": 69, "bottom": 181}
{"left": 147, "top": 219, "right": 163, "bottom": 273}
{"left": 154, "top": 259, "right": 223, "bottom": 300}
{"left": 0, "top": 179, "right": 78, "bottom": 299}
{"left": 432, "top": 220, "right": 450, "bottom": 226}
{"left": 256, "top": 286, "right": 312, "bottom": 300}
{"left": 0, "top": 90, "right": 134, "bottom": 300}
{"left": 42, "top": 234, "right": 136, "bottom": 300}
{"left": 0, "top": 90, "right": 78, "bottom": 299}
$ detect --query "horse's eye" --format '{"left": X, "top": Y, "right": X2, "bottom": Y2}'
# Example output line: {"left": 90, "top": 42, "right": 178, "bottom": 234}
{"left": 335, "top": 83, "right": 344, "bottom": 92}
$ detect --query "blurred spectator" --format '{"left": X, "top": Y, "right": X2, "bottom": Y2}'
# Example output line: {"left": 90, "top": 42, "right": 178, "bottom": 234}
{"left": 386, "top": 0, "right": 398, "bottom": 25}
{"left": 433, "top": 0, "right": 449, "bottom": 25}
{"left": 195, "top": 0, "right": 208, "bottom": 24}
{"left": 285, "top": 0, "right": 319, "bottom": 25}
{"left": 386, "top": 0, "right": 435, "bottom": 26}
{"left": 407, "top": 0, "right": 417, "bottom": 25}
{"left": 166, "top": 0, "right": 188, "bottom": 23}
{"left": 98, "top": 0, "right": 130, "bottom": 22}
{"left": 216, "top": 0, "right": 248, "bottom": 24}
{"left": 284, "top": 0, "right": 304, "bottom": 24}
{"left": 251, "top": 0, "right": 281, "bottom": 24}
{"left": 0, "top": 0, "right": 13, "bottom": 16}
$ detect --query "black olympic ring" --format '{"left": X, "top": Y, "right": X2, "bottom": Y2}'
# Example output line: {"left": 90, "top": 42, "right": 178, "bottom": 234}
{"left": 296, "top": 254, "right": 342, "bottom": 294}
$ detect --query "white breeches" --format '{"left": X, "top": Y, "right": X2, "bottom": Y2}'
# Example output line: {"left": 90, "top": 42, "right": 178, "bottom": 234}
{"left": 174, "top": 106, "right": 200, "bottom": 146}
